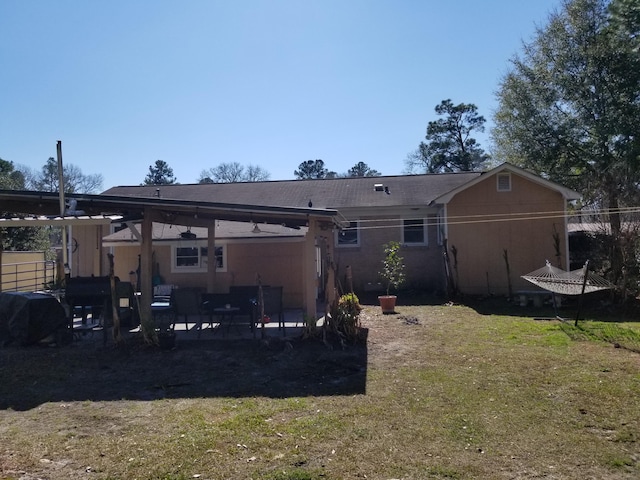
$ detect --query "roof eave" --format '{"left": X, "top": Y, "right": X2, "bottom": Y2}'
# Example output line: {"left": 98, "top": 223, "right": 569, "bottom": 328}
{"left": 431, "top": 163, "right": 581, "bottom": 204}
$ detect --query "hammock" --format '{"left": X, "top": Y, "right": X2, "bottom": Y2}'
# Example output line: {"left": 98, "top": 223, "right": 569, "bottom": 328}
{"left": 521, "top": 261, "right": 614, "bottom": 296}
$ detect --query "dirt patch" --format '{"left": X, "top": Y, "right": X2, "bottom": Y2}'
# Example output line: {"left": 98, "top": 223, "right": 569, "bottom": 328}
{"left": 0, "top": 304, "right": 438, "bottom": 411}
{"left": 0, "top": 324, "right": 373, "bottom": 411}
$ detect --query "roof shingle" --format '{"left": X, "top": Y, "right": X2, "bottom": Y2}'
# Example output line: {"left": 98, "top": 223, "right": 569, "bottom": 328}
{"left": 102, "top": 172, "right": 482, "bottom": 210}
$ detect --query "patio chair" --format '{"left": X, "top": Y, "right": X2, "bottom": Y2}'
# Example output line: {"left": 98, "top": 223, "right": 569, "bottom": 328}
{"left": 170, "top": 288, "right": 205, "bottom": 333}
{"left": 153, "top": 284, "right": 177, "bottom": 303}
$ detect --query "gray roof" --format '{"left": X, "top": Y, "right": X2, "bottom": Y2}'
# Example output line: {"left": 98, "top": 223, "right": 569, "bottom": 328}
{"left": 102, "top": 172, "right": 483, "bottom": 210}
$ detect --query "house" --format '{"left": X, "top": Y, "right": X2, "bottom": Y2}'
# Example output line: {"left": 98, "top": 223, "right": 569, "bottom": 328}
{"left": 98, "top": 162, "right": 580, "bottom": 299}
{"left": 0, "top": 163, "right": 579, "bottom": 320}
{"left": 0, "top": 190, "right": 338, "bottom": 322}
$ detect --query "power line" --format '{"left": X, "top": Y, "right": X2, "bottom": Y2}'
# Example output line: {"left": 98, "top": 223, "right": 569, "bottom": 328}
{"left": 339, "top": 206, "right": 640, "bottom": 231}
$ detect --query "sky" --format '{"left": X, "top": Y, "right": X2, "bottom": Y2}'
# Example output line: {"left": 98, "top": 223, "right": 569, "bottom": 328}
{"left": 1, "top": 0, "right": 562, "bottom": 191}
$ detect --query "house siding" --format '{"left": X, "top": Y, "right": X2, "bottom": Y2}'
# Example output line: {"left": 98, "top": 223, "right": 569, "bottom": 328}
{"left": 88, "top": 238, "right": 307, "bottom": 309}
{"left": 335, "top": 214, "right": 444, "bottom": 295}
{"left": 64, "top": 164, "right": 576, "bottom": 303}
{"left": 70, "top": 224, "right": 105, "bottom": 278}
{"left": 446, "top": 172, "right": 568, "bottom": 295}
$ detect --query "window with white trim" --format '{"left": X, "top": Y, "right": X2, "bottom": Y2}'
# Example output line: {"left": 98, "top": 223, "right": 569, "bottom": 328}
{"left": 336, "top": 221, "right": 360, "bottom": 247}
{"left": 497, "top": 173, "right": 511, "bottom": 192}
{"left": 402, "top": 218, "right": 427, "bottom": 245}
{"left": 171, "top": 242, "right": 226, "bottom": 272}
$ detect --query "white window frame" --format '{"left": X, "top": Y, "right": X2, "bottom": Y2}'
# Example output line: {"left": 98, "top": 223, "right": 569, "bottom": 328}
{"left": 402, "top": 218, "right": 427, "bottom": 246}
{"left": 171, "top": 241, "right": 227, "bottom": 273}
{"left": 497, "top": 172, "right": 512, "bottom": 192}
{"left": 336, "top": 220, "right": 360, "bottom": 248}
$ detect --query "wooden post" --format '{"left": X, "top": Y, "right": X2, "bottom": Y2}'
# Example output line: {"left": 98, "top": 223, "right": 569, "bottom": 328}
{"left": 257, "top": 275, "right": 265, "bottom": 340}
{"left": 303, "top": 219, "right": 318, "bottom": 324}
{"left": 107, "top": 253, "right": 122, "bottom": 344}
{"left": 139, "top": 208, "right": 154, "bottom": 343}
{"left": 207, "top": 221, "right": 216, "bottom": 293}
{"left": 57, "top": 141, "right": 70, "bottom": 282}
{"left": 575, "top": 260, "right": 590, "bottom": 326}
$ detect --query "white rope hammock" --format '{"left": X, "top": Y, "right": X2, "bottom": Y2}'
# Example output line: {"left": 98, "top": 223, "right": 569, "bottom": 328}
{"left": 521, "top": 261, "right": 614, "bottom": 295}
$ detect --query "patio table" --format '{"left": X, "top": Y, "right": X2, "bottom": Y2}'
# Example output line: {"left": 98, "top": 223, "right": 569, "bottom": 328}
{"left": 213, "top": 307, "right": 241, "bottom": 336}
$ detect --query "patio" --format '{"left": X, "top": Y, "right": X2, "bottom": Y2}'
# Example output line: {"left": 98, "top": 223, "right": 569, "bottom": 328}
{"left": 71, "top": 305, "right": 327, "bottom": 347}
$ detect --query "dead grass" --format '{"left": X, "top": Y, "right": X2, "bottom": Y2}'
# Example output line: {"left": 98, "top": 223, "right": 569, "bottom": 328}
{"left": 1, "top": 298, "right": 639, "bottom": 479}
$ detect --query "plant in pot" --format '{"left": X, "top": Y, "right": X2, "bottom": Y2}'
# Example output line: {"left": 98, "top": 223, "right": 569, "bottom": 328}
{"left": 378, "top": 241, "right": 406, "bottom": 314}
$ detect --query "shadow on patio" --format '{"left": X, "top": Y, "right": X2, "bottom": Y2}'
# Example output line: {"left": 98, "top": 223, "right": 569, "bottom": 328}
{"left": 0, "top": 308, "right": 368, "bottom": 411}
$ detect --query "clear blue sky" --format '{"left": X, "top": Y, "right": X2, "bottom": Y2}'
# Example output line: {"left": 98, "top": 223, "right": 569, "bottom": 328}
{"left": 1, "top": 0, "right": 561, "bottom": 190}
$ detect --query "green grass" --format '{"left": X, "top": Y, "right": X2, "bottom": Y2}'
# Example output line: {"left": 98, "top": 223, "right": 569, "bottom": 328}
{"left": 1, "top": 300, "right": 639, "bottom": 479}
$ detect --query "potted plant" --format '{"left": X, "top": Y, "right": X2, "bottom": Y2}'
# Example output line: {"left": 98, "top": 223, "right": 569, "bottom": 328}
{"left": 378, "top": 241, "right": 406, "bottom": 313}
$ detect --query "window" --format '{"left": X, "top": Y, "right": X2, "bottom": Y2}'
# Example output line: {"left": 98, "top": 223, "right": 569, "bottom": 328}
{"left": 403, "top": 218, "right": 427, "bottom": 245}
{"left": 172, "top": 243, "right": 226, "bottom": 272}
{"left": 175, "top": 246, "right": 200, "bottom": 267}
{"left": 336, "top": 221, "right": 360, "bottom": 247}
{"left": 497, "top": 173, "right": 511, "bottom": 192}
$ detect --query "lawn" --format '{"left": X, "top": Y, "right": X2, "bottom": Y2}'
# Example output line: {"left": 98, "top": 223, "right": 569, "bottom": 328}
{"left": 1, "top": 297, "right": 639, "bottom": 479}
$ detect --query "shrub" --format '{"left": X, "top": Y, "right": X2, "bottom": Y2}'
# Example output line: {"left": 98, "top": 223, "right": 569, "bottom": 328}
{"left": 379, "top": 241, "right": 406, "bottom": 295}
{"left": 328, "top": 292, "right": 362, "bottom": 343}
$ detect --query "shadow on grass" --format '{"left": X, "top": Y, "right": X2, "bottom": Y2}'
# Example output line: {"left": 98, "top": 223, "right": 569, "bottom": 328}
{"left": 464, "top": 290, "right": 640, "bottom": 323}
{"left": 0, "top": 329, "right": 368, "bottom": 411}
{"left": 359, "top": 288, "right": 640, "bottom": 323}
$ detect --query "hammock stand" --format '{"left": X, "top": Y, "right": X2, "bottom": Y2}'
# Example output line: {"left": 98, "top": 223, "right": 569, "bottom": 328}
{"left": 521, "top": 260, "right": 614, "bottom": 324}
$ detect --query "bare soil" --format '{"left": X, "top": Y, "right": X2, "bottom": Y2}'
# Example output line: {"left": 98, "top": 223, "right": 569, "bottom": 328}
{"left": 1, "top": 323, "right": 372, "bottom": 412}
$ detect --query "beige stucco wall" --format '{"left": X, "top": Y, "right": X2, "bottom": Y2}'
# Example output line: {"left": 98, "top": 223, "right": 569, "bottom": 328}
{"left": 334, "top": 214, "right": 444, "bottom": 295}
{"left": 446, "top": 173, "right": 568, "bottom": 296}
{"left": 92, "top": 240, "right": 307, "bottom": 309}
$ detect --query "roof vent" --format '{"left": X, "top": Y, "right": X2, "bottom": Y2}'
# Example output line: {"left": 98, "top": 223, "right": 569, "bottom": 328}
{"left": 374, "top": 183, "right": 384, "bottom": 192}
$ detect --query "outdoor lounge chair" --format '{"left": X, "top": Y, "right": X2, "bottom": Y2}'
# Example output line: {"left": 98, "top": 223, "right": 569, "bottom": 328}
{"left": 170, "top": 288, "right": 205, "bottom": 332}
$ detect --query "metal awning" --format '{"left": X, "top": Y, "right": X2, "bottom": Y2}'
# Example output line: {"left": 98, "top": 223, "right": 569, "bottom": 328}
{"left": 0, "top": 214, "right": 123, "bottom": 227}
{"left": 0, "top": 189, "right": 339, "bottom": 228}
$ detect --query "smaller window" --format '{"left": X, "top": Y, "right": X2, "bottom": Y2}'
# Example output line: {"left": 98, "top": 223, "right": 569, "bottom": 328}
{"left": 172, "top": 243, "right": 226, "bottom": 272}
{"left": 336, "top": 221, "right": 360, "bottom": 247}
{"left": 403, "top": 218, "right": 427, "bottom": 245}
{"left": 200, "top": 246, "right": 225, "bottom": 270}
{"left": 497, "top": 173, "right": 511, "bottom": 192}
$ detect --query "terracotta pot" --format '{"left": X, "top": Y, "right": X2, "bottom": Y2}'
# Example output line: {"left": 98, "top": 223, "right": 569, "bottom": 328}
{"left": 378, "top": 295, "right": 397, "bottom": 314}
